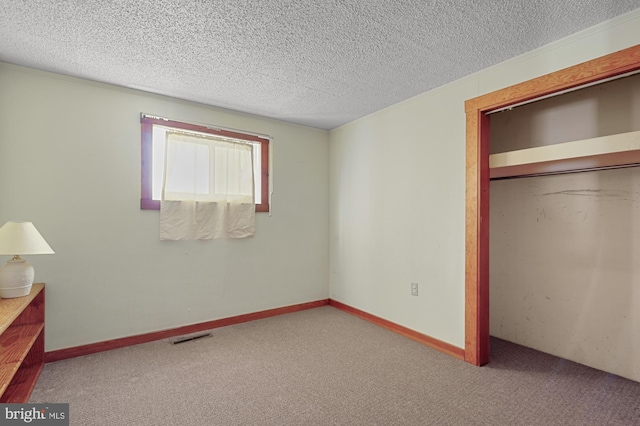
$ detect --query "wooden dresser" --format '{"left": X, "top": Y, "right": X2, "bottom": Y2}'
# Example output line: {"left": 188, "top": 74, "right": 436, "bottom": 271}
{"left": 0, "top": 283, "right": 45, "bottom": 402}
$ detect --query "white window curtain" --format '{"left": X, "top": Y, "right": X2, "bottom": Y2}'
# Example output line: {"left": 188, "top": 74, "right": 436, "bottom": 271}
{"left": 159, "top": 131, "right": 255, "bottom": 240}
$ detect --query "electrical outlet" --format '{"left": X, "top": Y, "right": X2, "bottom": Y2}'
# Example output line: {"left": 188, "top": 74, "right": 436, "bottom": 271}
{"left": 411, "top": 282, "right": 418, "bottom": 296}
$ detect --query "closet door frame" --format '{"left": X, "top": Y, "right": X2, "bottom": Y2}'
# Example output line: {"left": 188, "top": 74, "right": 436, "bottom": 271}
{"left": 464, "top": 44, "right": 640, "bottom": 366}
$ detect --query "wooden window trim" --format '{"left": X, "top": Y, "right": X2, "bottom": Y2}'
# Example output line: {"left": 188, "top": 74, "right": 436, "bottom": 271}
{"left": 464, "top": 44, "right": 640, "bottom": 367}
{"left": 140, "top": 116, "right": 270, "bottom": 213}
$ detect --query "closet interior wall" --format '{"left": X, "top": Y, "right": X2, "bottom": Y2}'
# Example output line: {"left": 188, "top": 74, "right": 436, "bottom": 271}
{"left": 489, "top": 73, "right": 640, "bottom": 382}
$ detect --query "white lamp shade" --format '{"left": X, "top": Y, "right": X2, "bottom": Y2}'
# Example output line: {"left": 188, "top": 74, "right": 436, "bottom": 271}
{"left": 0, "top": 221, "right": 55, "bottom": 255}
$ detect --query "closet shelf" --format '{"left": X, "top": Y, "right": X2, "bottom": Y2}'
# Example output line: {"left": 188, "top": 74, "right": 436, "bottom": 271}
{"left": 489, "top": 130, "right": 640, "bottom": 179}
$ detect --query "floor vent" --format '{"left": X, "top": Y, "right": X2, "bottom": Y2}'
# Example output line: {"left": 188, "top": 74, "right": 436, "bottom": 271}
{"left": 172, "top": 332, "right": 211, "bottom": 345}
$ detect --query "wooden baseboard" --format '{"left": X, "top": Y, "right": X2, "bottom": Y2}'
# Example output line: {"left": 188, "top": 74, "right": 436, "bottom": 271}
{"left": 46, "top": 298, "right": 464, "bottom": 363}
{"left": 329, "top": 299, "right": 465, "bottom": 360}
{"left": 45, "top": 299, "right": 329, "bottom": 363}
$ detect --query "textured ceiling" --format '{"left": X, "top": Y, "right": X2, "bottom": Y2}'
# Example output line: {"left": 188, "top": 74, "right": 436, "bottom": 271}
{"left": 1, "top": 1, "right": 639, "bottom": 130}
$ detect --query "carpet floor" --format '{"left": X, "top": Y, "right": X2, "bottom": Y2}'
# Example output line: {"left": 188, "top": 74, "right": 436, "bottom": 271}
{"left": 31, "top": 306, "right": 640, "bottom": 425}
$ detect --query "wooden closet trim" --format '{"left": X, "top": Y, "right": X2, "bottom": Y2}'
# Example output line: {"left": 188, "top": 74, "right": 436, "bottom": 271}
{"left": 464, "top": 44, "right": 640, "bottom": 366}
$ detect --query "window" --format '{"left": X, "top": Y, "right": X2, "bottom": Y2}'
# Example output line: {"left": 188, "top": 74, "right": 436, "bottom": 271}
{"left": 140, "top": 115, "right": 269, "bottom": 212}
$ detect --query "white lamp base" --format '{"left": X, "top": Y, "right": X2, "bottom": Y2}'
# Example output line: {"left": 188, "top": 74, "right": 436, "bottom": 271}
{"left": 0, "top": 256, "right": 34, "bottom": 298}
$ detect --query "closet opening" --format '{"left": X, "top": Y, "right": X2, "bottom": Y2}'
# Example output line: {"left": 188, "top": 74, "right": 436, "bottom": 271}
{"left": 464, "top": 44, "right": 640, "bottom": 366}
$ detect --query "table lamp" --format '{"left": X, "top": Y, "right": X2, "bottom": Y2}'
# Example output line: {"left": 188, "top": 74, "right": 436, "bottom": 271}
{"left": 0, "top": 221, "right": 54, "bottom": 298}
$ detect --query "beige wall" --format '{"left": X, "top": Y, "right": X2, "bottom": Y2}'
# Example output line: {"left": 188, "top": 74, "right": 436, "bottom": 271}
{"left": 329, "top": 7, "right": 640, "bottom": 357}
{"left": 0, "top": 63, "right": 329, "bottom": 351}
{"left": 489, "top": 70, "right": 640, "bottom": 381}
{"left": 491, "top": 169, "right": 640, "bottom": 381}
